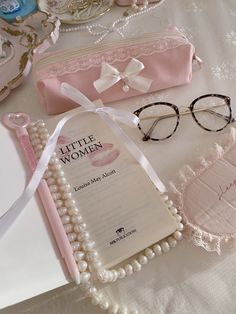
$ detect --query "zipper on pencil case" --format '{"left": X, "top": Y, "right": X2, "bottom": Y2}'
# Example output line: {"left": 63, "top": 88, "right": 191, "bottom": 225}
{"left": 34, "top": 31, "right": 188, "bottom": 71}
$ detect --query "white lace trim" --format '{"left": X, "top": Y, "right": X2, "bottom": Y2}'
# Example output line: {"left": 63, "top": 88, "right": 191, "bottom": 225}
{"left": 168, "top": 127, "right": 236, "bottom": 254}
{"left": 36, "top": 37, "right": 190, "bottom": 79}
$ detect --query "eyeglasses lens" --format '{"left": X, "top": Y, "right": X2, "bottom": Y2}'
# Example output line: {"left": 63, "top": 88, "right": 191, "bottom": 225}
{"left": 138, "top": 104, "right": 178, "bottom": 140}
{"left": 192, "top": 96, "right": 231, "bottom": 131}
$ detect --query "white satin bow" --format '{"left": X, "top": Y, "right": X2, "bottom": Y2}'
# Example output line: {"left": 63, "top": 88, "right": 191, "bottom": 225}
{"left": 93, "top": 58, "right": 153, "bottom": 94}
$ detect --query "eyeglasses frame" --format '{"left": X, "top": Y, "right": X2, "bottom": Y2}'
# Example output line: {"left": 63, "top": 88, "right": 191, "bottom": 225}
{"left": 133, "top": 94, "right": 234, "bottom": 142}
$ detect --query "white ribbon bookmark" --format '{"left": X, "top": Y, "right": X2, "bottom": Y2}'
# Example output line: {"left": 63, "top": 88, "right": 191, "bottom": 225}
{"left": 93, "top": 58, "right": 153, "bottom": 94}
{"left": 0, "top": 83, "right": 166, "bottom": 238}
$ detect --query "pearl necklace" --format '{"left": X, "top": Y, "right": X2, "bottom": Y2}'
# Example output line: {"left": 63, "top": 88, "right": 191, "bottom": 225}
{"left": 60, "top": 0, "right": 166, "bottom": 44}
{"left": 27, "top": 118, "right": 183, "bottom": 314}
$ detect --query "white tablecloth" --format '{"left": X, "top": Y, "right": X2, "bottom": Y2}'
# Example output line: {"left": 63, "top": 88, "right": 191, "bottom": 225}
{"left": 1, "top": 0, "right": 236, "bottom": 313}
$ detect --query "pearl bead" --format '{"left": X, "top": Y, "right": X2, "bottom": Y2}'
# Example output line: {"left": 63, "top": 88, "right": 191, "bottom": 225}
{"left": 174, "top": 231, "right": 183, "bottom": 241}
{"left": 30, "top": 133, "right": 39, "bottom": 140}
{"left": 161, "top": 194, "right": 168, "bottom": 201}
{"left": 52, "top": 192, "right": 61, "bottom": 201}
{"left": 178, "top": 223, "right": 184, "bottom": 231}
{"left": 124, "top": 264, "right": 133, "bottom": 276}
{"left": 82, "top": 240, "right": 95, "bottom": 251}
{"left": 74, "top": 225, "right": 85, "bottom": 233}
{"left": 31, "top": 138, "right": 41, "bottom": 146}
{"left": 99, "top": 300, "right": 109, "bottom": 310}
{"left": 161, "top": 241, "right": 170, "bottom": 253}
{"left": 62, "top": 192, "right": 72, "bottom": 200}
{"left": 111, "top": 270, "right": 118, "bottom": 282}
{"left": 71, "top": 241, "right": 81, "bottom": 251}
{"left": 131, "top": 260, "right": 142, "bottom": 272}
{"left": 49, "top": 157, "right": 59, "bottom": 165}
{"left": 77, "top": 231, "right": 90, "bottom": 241}
{"left": 64, "top": 199, "right": 76, "bottom": 207}
{"left": 38, "top": 127, "right": 47, "bottom": 134}
{"left": 60, "top": 184, "right": 71, "bottom": 192}
{"left": 74, "top": 251, "right": 85, "bottom": 261}
{"left": 64, "top": 223, "right": 73, "bottom": 233}
{"left": 29, "top": 133, "right": 39, "bottom": 142}
{"left": 57, "top": 207, "right": 67, "bottom": 216}
{"left": 86, "top": 250, "right": 98, "bottom": 261}
{"left": 39, "top": 133, "right": 49, "bottom": 140}
{"left": 79, "top": 282, "right": 91, "bottom": 291}
{"left": 41, "top": 140, "right": 47, "bottom": 146}
{"left": 49, "top": 185, "right": 58, "bottom": 193}
{"left": 138, "top": 254, "right": 148, "bottom": 265}
{"left": 35, "top": 144, "right": 43, "bottom": 151}
{"left": 55, "top": 200, "right": 64, "bottom": 208}
{"left": 166, "top": 200, "right": 173, "bottom": 207}
{"left": 153, "top": 244, "right": 162, "bottom": 256}
{"left": 80, "top": 272, "right": 91, "bottom": 283}
{"left": 174, "top": 214, "right": 182, "bottom": 223}
{"left": 170, "top": 207, "right": 178, "bottom": 215}
{"left": 67, "top": 232, "right": 77, "bottom": 242}
{"left": 71, "top": 215, "right": 83, "bottom": 224}
{"left": 51, "top": 163, "right": 62, "bottom": 171}
{"left": 86, "top": 286, "right": 97, "bottom": 296}
{"left": 93, "top": 260, "right": 102, "bottom": 269}
{"left": 106, "top": 271, "right": 113, "bottom": 282}
{"left": 122, "top": 84, "right": 130, "bottom": 92}
{"left": 108, "top": 304, "right": 119, "bottom": 314}
{"left": 118, "top": 306, "right": 128, "bottom": 314}
{"left": 44, "top": 170, "right": 53, "bottom": 179}
{"left": 46, "top": 177, "right": 56, "bottom": 185}
{"left": 53, "top": 170, "right": 65, "bottom": 179}
{"left": 28, "top": 126, "right": 37, "bottom": 133}
{"left": 168, "top": 237, "right": 177, "bottom": 248}
{"left": 57, "top": 177, "right": 67, "bottom": 185}
{"left": 68, "top": 207, "right": 79, "bottom": 216}
{"left": 77, "top": 260, "right": 87, "bottom": 272}
{"left": 75, "top": 223, "right": 87, "bottom": 234}
{"left": 36, "top": 121, "right": 45, "bottom": 128}
{"left": 91, "top": 295, "right": 100, "bottom": 306}
{"left": 145, "top": 248, "right": 155, "bottom": 259}
{"left": 97, "top": 270, "right": 108, "bottom": 282}
{"left": 61, "top": 215, "right": 70, "bottom": 224}
{"left": 117, "top": 268, "right": 126, "bottom": 279}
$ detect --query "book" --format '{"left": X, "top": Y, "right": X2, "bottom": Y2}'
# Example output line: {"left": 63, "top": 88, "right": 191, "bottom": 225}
{"left": 45, "top": 105, "right": 178, "bottom": 268}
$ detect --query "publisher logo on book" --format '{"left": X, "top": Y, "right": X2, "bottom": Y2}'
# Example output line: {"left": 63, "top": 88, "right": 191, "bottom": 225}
{"left": 110, "top": 227, "right": 136, "bottom": 246}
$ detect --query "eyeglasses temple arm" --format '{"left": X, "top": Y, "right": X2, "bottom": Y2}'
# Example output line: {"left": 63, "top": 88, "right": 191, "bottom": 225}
{"left": 203, "top": 108, "right": 232, "bottom": 122}
{"left": 142, "top": 119, "right": 159, "bottom": 141}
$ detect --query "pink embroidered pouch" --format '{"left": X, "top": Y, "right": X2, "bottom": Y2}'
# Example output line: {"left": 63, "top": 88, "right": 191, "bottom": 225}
{"left": 33, "top": 28, "right": 201, "bottom": 115}
{"left": 169, "top": 128, "right": 236, "bottom": 254}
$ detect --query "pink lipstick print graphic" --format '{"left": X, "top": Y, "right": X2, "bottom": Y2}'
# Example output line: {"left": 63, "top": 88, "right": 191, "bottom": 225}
{"left": 88, "top": 143, "right": 120, "bottom": 167}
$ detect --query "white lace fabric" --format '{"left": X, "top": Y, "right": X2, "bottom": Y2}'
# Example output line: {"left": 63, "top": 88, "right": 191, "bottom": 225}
{"left": 34, "top": 36, "right": 189, "bottom": 80}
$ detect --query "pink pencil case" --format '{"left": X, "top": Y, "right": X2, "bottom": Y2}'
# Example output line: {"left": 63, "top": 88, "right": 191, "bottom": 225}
{"left": 33, "top": 28, "right": 201, "bottom": 115}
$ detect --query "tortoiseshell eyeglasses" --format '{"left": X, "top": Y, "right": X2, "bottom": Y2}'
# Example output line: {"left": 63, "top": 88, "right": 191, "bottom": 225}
{"left": 133, "top": 94, "right": 235, "bottom": 141}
